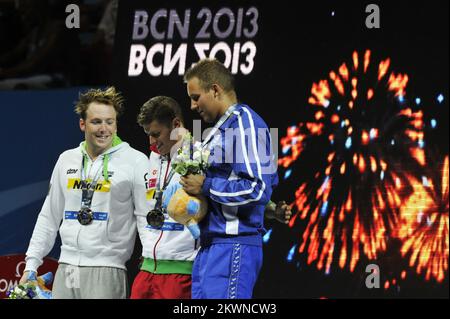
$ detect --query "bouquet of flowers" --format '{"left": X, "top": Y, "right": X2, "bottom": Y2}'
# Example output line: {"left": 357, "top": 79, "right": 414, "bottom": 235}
{"left": 6, "top": 272, "right": 53, "bottom": 299}
{"left": 162, "top": 133, "right": 209, "bottom": 239}
{"left": 171, "top": 133, "right": 210, "bottom": 176}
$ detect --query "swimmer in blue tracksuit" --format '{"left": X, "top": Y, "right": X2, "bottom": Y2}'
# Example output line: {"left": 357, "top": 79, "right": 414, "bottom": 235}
{"left": 180, "top": 59, "right": 279, "bottom": 299}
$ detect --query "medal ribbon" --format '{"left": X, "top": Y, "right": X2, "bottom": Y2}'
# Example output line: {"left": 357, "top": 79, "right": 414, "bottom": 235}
{"left": 201, "top": 104, "right": 237, "bottom": 149}
{"left": 80, "top": 154, "right": 107, "bottom": 209}
{"left": 154, "top": 157, "right": 176, "bottom": 210}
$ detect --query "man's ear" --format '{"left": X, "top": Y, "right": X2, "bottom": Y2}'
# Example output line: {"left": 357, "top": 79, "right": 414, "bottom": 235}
{"left": 211, "top": 84, "right": 222, "bottom": 98}
{"left": 172, "top": 117, "right": 182, "bottom": 128}
{"left": 79, "top": 118, "right": 85, "bottom": 132}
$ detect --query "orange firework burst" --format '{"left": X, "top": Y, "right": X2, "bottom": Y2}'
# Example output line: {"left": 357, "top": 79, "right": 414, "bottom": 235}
{"left": 279, "top": 50, "right": 426, "bottom": 273}
{"left": 397, "top": 156, "right": 449, "bottom": 282}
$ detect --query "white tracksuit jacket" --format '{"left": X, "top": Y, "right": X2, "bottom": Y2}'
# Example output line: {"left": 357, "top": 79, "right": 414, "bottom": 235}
{"left": 136, "top": 152, "right": 198, "bottom": 263}
{"left": 25, "top": 141, "right": 150, "bottom": 272}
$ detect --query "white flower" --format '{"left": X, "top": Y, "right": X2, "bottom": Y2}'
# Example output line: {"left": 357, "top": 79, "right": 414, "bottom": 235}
{"left": 202, "top": 149, "right": 210, "bottom": 161}
{"left": 171, "top": 132, "right": 210, "bottom": 176}
{"left": 193, "top": 151, "right": 202, "bottom": 161}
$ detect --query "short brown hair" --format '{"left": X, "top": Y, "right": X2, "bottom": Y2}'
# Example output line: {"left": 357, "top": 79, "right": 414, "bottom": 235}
{"left": 183, "top": 58, "right": 235, "bottom": 93}
{"left": 137, "top": 96, "right": 184, "bottom": 128}
{"left": 75, "top": 86, "right": 124, "bottom": 119}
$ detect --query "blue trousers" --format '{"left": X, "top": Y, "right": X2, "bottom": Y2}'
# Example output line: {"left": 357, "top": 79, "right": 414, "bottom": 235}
{"left": 192, "top": 243, "right": 263, "bottom": 299}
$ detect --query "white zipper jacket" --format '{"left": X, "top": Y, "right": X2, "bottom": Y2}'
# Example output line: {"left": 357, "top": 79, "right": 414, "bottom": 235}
{"left": 25, "top": 141, "right": 150, "bottom": 272}
{"left": 136, "top": 152, "right": 198, "bottom": 262}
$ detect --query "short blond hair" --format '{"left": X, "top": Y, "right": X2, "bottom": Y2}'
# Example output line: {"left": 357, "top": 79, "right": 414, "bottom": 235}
{"left": 183, "top": 58, "right": 235, "bottom": 92}
{"left": 75, "top": 87, "right": 125, "bottom": 119}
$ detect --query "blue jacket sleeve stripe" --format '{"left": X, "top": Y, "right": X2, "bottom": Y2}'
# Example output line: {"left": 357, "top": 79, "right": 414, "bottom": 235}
{"left": 210, "top": 109, "right": 260, "bottom": 198}
{"left": 209, "top": 107, "right": 267, "bottom": 206}
{"left": 243, "top": 107, "right": 263, "bottom": 181}
{"left": 237, "top": 110, "right": 255, "bottom": 179}
{"left": 210, "top": 111, "right": 257, "bottom": 197}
